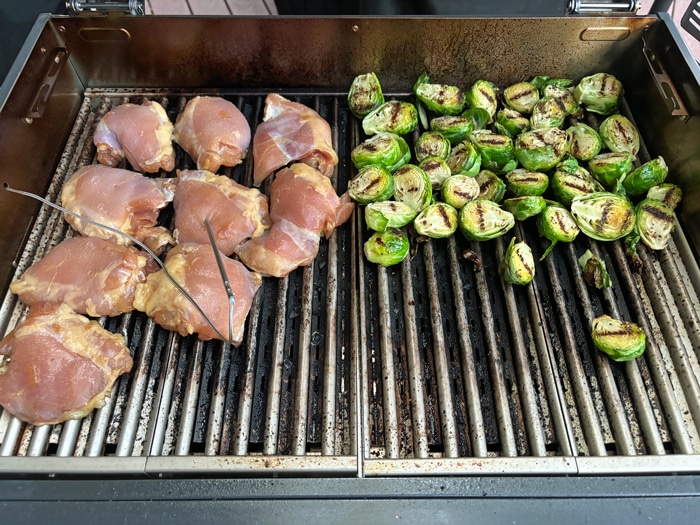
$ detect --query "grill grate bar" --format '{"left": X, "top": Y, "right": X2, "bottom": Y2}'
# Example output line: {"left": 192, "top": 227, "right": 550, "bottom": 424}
{"left": 147, "top": 332, "right": 181, "bottom": 456}
{"left": 204, "top": 342, "right": 231, "bottom": 456}
{"left": 56, "top": 419, "right": 81, "bottom": 457}
{"left": 174, "top": 339, "right": 204, "bottom": 456}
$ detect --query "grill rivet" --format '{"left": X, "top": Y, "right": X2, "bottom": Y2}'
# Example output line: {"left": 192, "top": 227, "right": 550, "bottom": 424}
{"left": 58, "top": 25, "right": 66, "bottom": 32}
{"left": 352, "top": 25, "right": 359, "bottom": 32}
{"left": 23, "top": 118, "right": 33, "bottom": 125}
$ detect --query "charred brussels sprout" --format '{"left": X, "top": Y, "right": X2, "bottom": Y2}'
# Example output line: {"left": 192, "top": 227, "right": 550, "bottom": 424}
{"left": 588, "top": 152, "right": 634, "bottom": 188}
{"left": 495, "top": 108, "right": 530, "bottom": 137}
{"left": 348, "top": 73, "right": 384, "bottom": 118}
{"left": 458, "top": 199, "right": 515, "bottom": 241}
{"left": 414, "top": 202, "right": 459, "bottom": 238}
{"left": 504, "top": 169, "right": 549, "bottom": 197}
{"left": 514, "top": 127, "right": 569, "bottom": 172}
{"left": 347, "top": 166, "right": 395, "bottom": 204}
{"left": 635, "top": 198, "right": 675, "bottom": 250}
{"left": 351, "top": 132, "right": 410, "bottom": 172}
{"left": 503, "top": 81, "right": 540, "bottom": 115}
{"left": 567, "top": 123, "right": 602, "bottom": 162}
{"left": 415, "top": 131, "right": 451, "bottom": 162}
{"left": 500, "top": 237, "right": 535, "bottom": 285}
{"left": 537, "top": 203, "right": 580, "bottom": 260}
{"left": 578, "top": 249, "right": 612, "bottom": 289}
{"left": 430, "top": 115, "right": 474, "bottom": 144}
{"left": 475, "top": 169, "right": 506, "bottom": 203}
{"left": 447, "top": 140, "right": 481, "bottom": 177}
{"left": 364, "top": 228, "right": 410, "bottom": 266}
{"left": 414, "top": 73, "right": 466, "bottom": 116}
{"left": 543, "top": 84, "right": 582, "bottom": 118}
{"left": 441, "top": 175, "right": 481, "bottom": 209}
{"left": 574, "top": 73, "right": 623, "bottom": 115}
{"left": 465, "top": 80, "right": 499, "bottom": 121}
{"left": 622, "top": 156, "right": 668, "bottom": 197}
{"left": 591, "top": 315, "right": 646, "bottom": 362}
{"left": 647, "top": 183, "right": 683, "bottom": 210}
{"left": 502, "top": 196, "right": 546, "bottom": 221}
{"left": 570, "top": 192, "right": 635, "bottom": 241}
{"left": 530, "top": 96, "right": 567, "bottom": 130}
{"left": 393, "top": 164, "right": 433, "bottom": 213}
{"left": 364, "top": 201, "right": 417, "bottom": 232}
{"left": 551, "top": 163, "right": 604, "bottom": 206}
{"left": 599, "top": 114, "right": 640, "bottom": 158}
{"left": 419, "top": 157, "right": 452, "bottom": 189}
{"left": 469, "top": 130, "right": 516, "bottom": 174}
{"left": 363, "top": 100, "right": 418, "bottom": 135}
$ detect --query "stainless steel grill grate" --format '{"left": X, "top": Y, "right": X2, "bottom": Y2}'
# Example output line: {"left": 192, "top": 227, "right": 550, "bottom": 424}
{"left": 0, "top": 89, "right": 699, "bottom": 477}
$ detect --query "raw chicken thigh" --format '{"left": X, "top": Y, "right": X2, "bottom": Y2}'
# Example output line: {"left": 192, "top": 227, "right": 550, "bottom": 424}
{"left": 235, "top": 163, "right": 354, "bottom": 278}
{"left": 252, "top": 94, "right": 338, "bottom": 186}
{"left": 173, "top": 96, "right": 251, "bottom": 173}
{"left": 0, "top": 303, "right": 133, "bottom": 426}
{"left": 94, "top": 100, "right": 175, "bottom": 173}
{"left": 173, "top": 170, "right": 270, "bottom": 256}
{"left": 133, "top": 242, "right": 262, "bottom": 344}
{"left": 10, "top": 236, "right": 151, "bottom": 317}
{"left": 61, "top": 164, "right": 176, "bottom": 255}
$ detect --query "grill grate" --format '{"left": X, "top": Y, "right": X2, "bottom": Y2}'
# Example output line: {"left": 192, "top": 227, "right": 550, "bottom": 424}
{"left": 0, "top": 89, "right": 700, "bottom": 477}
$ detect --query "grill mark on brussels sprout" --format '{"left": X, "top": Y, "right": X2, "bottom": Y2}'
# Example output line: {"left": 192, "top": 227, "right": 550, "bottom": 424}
{"left": 508, "top": 87, "right": 532, "bottom": 101}
{"left": 598, "top": 200, "right": 612, "bottom": 233}
{"left": 552, "top": 97, "right": 567, "bottom": 113}
{"left": 641, "top": 203, "right": 674, "bottom": 223}
{"left": 437, "top": 204, "right": 450, "bottom": 224}
{"left": 596, "top": 324, "right": 636, "bottom": 338}
{"left": 475, "top": 202, "right": 486, "bottom": 230}
{"left": 478, "top": 86, "right": 495, "bottom": 105}
{"left": 563, "top": 178, "right": 593, "bottom": 193}
{"left": 601, "top": 74, "right": 611, "bottom": 94}
{"left": 480, "top": 135, "right": 508, "bottom": 146}
{"left": 554, "top": 210, "right": 570, "bottom": 233}
{"left": 361, "top": 143, "right": 379, "bottom": 153}
{"left": 422, "top": 159, "right": 441, "bottom": 171}
{"left": 515, "top": 248, "right": 533, "bottom": 274}
{"left": 388, "top": 102, "right": 402, "bottom": 127}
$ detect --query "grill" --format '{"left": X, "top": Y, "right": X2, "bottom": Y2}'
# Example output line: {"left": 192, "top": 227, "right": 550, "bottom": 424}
{"left": 0, "top": 14, "right": 699, "bottom": 484}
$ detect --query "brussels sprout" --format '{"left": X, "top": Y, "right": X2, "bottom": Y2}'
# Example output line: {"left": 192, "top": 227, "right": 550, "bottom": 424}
{"left": 475, "top": 169, "right": 506, "bottom": 203}
{"left": 530, "top": 96, "right": 567, "bottom": 130}
{"left": 414, "top": 202, "right": 459, "bottom": 238}
{"left": 502, "top": 196, "right": 546, "bottom": 221}
{"left": 503, "top": 81, "right": 540, "bottom": 114}
{"left": 348, "top": 72, "right": 385, "bottom": 118}
{"left": 495, "top": 108, "right": 530, "bottom": 137}
{"left": 591, "top": 315, "right": 646, "bottom": 362}
{"left": 415, "top": 131, "right": 451, "bottom": 162}
{"left": 458, "top": 199, "right": 515, "bottom": 241}
{"left": 419, "top": 157, "right": 452, "bottom": 190}
{"left": 504, "top": 169, "right": 549, "bottom": 197}
{"left": 500, "top": 237, "right": 535, "bottom": 285}
{"left": 363, "top": 100, "right": 418, "bottom": 135}
{"left": 570, "top": 192, "right": 635, "bottom": 241}
{"left": 635, "top": 197, "right": 675, "bottom": 250}
{"left": 598, "top": 114, "right": 640, "bottom": 158}
{"left": 567, "top": 123, "right": 602, "bottom": 162}
{"left": 351, "top": 132, "right": 410, "bottom": 172}
{"left": 364, "top": 228, "right": 410, "bottom": 266}
{"left": 588, "top": 152, "right": 634, "bottom": 188}
{"left": 441, "top": 174, "right": 481, "bottom": 209}
{"left": 544, "top": 84, "right": 583, "bottom": 118}
{"left": 578, "top": 249, "right": 612, "bottom": 289}
{"left": 465, "top": 80, "right": 499, "bottom": 122}
{"left": 622, "top": 156, "right": 668, "bottom": 197}
{"left": 551, "top": 163, "right": 604, "bottom": 206}
{"left": 514, "top": 127, "right": 569, "bottom": 172}
{"left": 347, "top": 165, "right": 395, "bottom": 204}
{"left": 469, "top": 130, "right": 516, "bottom": 174}
{"left": 531, "top": 75, "right": 573, "bottom": 92}
{"left": 574, "top": 72, "right": 623, "bottom": 115}
{"left": 364, "top": 200, "right": 417, "bottom": 232}
{"left": 446, "top": 140, "right": 481, "bottom": 177}
{"left": 430, "top": 115, "right": 474, "bottom": 144}
{"left": 647, "top": 183, "right": 683, "bottom": 210}
{"left": 537, "top": 203, "right": 580, "bottom": 260}
{"left": 462, "top": 107, "right": 491, "bottom": 131}
{"left": 393, "top": 164, "right": 432, "bottom": 212}
{"left": 414, "top": 73, "right": 466, "bottom": 115}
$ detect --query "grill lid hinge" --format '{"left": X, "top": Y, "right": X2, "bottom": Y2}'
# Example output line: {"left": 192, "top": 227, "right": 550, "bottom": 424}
{"left": 65, "top": 0, "right": 145, "bottom": 15}
{"left": 567, "top": 0, "right": 640, "bottom": 14}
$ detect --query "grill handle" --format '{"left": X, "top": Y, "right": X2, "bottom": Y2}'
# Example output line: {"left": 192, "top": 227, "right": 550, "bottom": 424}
{"left": 66, "top": 0, "right": 145, "bottom": 15}
{"left": 567, "top": 0, "right": 640, "bottom": 13}
{"left": 642, "top": 37, "right": 690, "bottom": 119}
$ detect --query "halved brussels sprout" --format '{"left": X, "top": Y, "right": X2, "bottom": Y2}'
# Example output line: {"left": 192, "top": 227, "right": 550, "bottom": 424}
{"left": 447, "top": 140, "right": 481, "bottom": 177}
{"left": 430, "top": 115, "right": 474, "bottom": 144}
{"left": 570, "top": 192, "right": 635, "bottom": 241}
{"left": 543, "top": 84, "right": 583, "bottom": 118}
{"left": 500, "top": 237, "right": 535, "bottom": 285}
{"left": 347, "top": 165, "right": 394, "bottom": 204}
{"left": 441, "top": 174, "right": 481, "bottom": 210}
{"left": 458, "top": 199, "right": 515, "bottom": 241}
{"left": 351, "top": 132, "right": 410, "bottom": 172}
{"left": 622, "top": 156, "right": 668, "bottom": 197}
{"left": 635, "top": 197, "right": 675, "bottom": 250}
{"left": 414, "top": 72, "right": 466, "bottom": 115}
{"left": 503, "top": 81, "right": 540, "bottom": 114}
{"left": 591, "top": 314, "right": 646, "bottom": 362}
{"left": 514, "top": 127, "right": 569, "bottom": 172}
{"left": 415, "top": 131, "right": 451, "bottom": 162}
{"left": 393, "top": 164, "right": 432, "bottom": 212}
{"left": 364, "top": 227, "right": 410, "bottom": 266}
{"left": 567, "top": 123, "right": 602, "bottom": 162}
{"left": 348, "top": 72, "right": 385, "bottom": 118}
{"left": 530, "top": 96, "right": 567, "bottom": 130}
{"left": 504, "top": 169, "right": 549, "bottom": 197}
{"left": 495, "top": 108, "right": 530, "bottom": 137}
{"left": 647, "top": 183, "right": 682, "bottom": 210}
{"left": 537, "top": 203, "right": 580, "bottom": 260}
{"left": 414, "top": 202, "right": 459, "bottom": 238}
{"left": 364, "top": 200, "right": 417, "bottom": 232}
{"left": 574, "top": 73, "right": 623, "bottom": 115}
{"left": 475, "top": 169, "right": 506, "bottom": 203}
{"left": 465, "top": 80, "right": 499, "bottom": 122}
{"left": 551, "top": 163, "right": 604, "bottom": 206}
{"left": 599, "top": 114, "right": 640, "bottom": 158}
{"left": 419, "top": 156, "right": 452, "bottom": 190}
{"left": 502, "top": 196, "right": 546, "bottom": 221}
{"left": 469, "top": 130, "right": 516, "bottom": 174}
{"left": 588, "top": 152, "right": 634, "bottom": 188}
{"left": 578, "top": 249, "right": 612, "bottom": 289}
{"left": 363, "top": 100, "right": 418, "bottom": 135}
